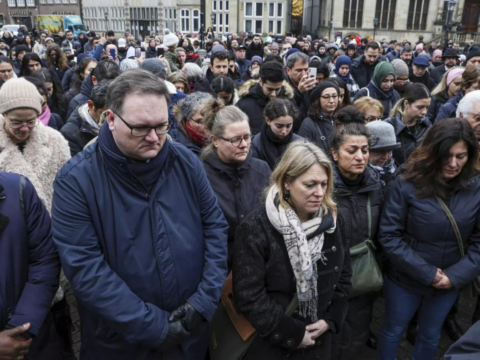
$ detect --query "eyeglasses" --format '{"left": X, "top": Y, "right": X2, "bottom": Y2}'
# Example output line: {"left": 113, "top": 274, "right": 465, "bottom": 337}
{"left": 321, "top": 95, "right": 339, "bottom": 101}
{"left": 220, "top": 134, "right": 252, "bottom": 147}
{"left": 189, "top": 117, "right": 203, "bottom": 125}
{"left": 8, "top": 119, "right": 38, "bottom": 129}
{"left": 112, "top": 110, "right": 171, "bottom": 137}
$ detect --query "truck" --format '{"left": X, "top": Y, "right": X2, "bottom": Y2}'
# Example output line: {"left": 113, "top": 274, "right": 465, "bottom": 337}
{"left": 36, "top": 15, "right": 86, "bottom": 37}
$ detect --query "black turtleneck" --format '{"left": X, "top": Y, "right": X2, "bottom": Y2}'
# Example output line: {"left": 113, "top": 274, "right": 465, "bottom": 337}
{"left": 338, "top": 170, "right": 364, "bottom": 193}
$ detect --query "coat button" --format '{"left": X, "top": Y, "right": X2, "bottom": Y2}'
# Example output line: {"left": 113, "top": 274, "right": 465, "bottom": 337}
{"left": 240, "top": 215, "right": 244, "bottom": 219}
{"left": 273, "top": 333, "right": 281, "bottom": 341}
{"left": 293, "top": 309, "right": 299, "bottom": 315}
{"left": 332, "top": 246, "right": 337, "bottom": 252}
{"left": 333, "top": 284, "right": 337, "bottom": 289}
{"left": 334, "top": 266, "right": 339, "bottom": 272}
{"left": 286, "top": 339, "right": 294, "bottom": 347}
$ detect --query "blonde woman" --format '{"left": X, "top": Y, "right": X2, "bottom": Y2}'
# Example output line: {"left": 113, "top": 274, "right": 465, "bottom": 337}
{"left": 427, "top": 67, "right": 464, "bottom": 122}
{"left": 233, "top": 141, "right": 351, "bottom": 360}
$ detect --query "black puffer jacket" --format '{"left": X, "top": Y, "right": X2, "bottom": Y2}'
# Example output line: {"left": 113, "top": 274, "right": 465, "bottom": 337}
{"left": 298, "top": 114, "right": 335, "bottom": 156}
{"left": 67, "top": 74, "right": 93, "bottom": 119}
{"left": 236, "top": 80, "right": 295, "bottom": 135}
{"left": 333, "top": 165, "right": 385, "bottom": 249}
{"left": 385, "top": 113, "right": 432, "bottom": 166}
{"left": 203, "top": 151, "right": 270, "bottom": 269}
{"left": 233, "top": 206, "right": 351, "bottom": 360}
{"left": 60, "top": 104, "right": 99, "bottom": 157}
{"left": 427, "top": 89, "right": 449, "bottom": 123}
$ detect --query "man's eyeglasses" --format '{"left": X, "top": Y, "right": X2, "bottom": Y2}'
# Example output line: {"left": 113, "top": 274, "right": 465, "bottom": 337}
{"left": 112, "top": 110, "right": 171, "bottom": 137}
{"left": 220, "top": 134, "right": 252, "bottom": 147}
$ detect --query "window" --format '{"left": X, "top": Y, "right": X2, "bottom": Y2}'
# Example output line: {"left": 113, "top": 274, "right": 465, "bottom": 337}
{"left": 17, "top": 0, "right": 25, "bottom": 6}
{"left": 343, "top": 0, "right": 364, "bottom": 28}
{"left": 255, "top": 20, "right": 262, "bottom": 33}
{"left": 40, "top": 0, "right": 46, "bottom": 3}
{"left": 375, "top": 0, "right": 396, "bottom": 29}
{"left": 267, "top": 3, "right": 284, "bottom": 34}
{"left": 213, "top": 0, "right": 216, "bottom": 10}
{"left": 407, "top": 0, "right": 430, "bottom": 30}
{"left": 255, "top": 2, "right": 263, "bottom": 16}
{"left": 63, "top": 0, "right": 68, "bottom": 3}
{"left": 192, "top": 9, "right": 200, "bottom": 32}
{"left": 245, "top": 2, "right": 252, "bottom": 16}
{"left": 245, "top": 19, "right": 252, "bottom": 32}
{"left": 225, "top": 1, "right": 229, "bottom": 10}
{"left": 180, "top": 9, "right": 190, "bottom": 32}
{"left": 7, "top": 0, "right": 15, "bottom": 6}
{"left": 27, "top": 0, "right": 34, "bottom": 5}
{"left": 212, "top": 1, "right": 230, "bottom": 34}
{"left": 269, "top": 3, "right": 274, "bottom": 16}
{"left": 277, "top": 3, "right": 283, "bottom": 17}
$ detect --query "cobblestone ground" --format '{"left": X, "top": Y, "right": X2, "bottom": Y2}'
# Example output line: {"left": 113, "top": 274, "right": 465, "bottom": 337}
{"left": 358, "top": 293, "right": 476, "bottom": 360}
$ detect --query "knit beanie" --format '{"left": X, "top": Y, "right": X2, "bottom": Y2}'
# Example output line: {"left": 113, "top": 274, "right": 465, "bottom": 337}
{"left": 446, "top": 68, "right": 465, "bottom": 87}
{"left": 310, "top": 81, "right": 340, "bottom": 103}
{"left": 211, "top": 44, "right": 226, "bottom": 54}
{"left": 120, "top": 58, "right": 139, "bottom": 72}
{"left": 373, "top": 61, "right": 396, "bottom": 87}
{"left": 432, "top": 49, "right": 442, "bottom": 59}
{"left": 141, "top": 58, "right": 167, "bottom": 79}
{"left": 163, "top": 29, "right": 178, "bottom": 48}
{"left": 285, "top": 48, "right": 300, "bottom": 61}
{"left": 335, "top": 55, "right": 351, "bottom": 73}
{"left": 347, "top": 43, "right": 356, "bottom": 51}
{"left": 415, "top": 43, "right": 424, "bottom": 51}
{"left": 467, "top": 47, "right": 480, "bottom": 64}
{"left": 251, "top": 56, "right": 263, "bottom": 65}
{"left": 391, "top": 59, "right": 409, "bottom": 78}
{"left": 0, "top": 78, "right": 43, "bottom": 115}
{"left": 76, "top": 53, "right": 88, "bottom": 64}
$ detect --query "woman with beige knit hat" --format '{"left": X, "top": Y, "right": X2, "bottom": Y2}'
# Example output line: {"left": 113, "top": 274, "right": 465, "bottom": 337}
{"left": 0, "top": 77, "right": 72, "bottom": 357}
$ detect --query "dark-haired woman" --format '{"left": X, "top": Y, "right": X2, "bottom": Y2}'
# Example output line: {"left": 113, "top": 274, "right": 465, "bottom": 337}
{"left": 331, "top": 55, "right": 359, "bottom": 98}
{"left": 378, "top": 118, "right": 480, "bottom": 360}
{"left": 385, "top": 83, "right": 432, "bottom": 166}
{"left": 24, "top": 76, "right": 63, "bottom": 130}
{"left": 299, "top": 81, "right": 339, "bottom": 154}
{"left": 42, "top": 43, "right": 69, "bottom": 81}
{"left": 252, "top": 98, "right": 303, "bottom": 170}
{"left": 65, "top": 57, "right": 98, "bottom": 103}
{"left": 32, "top": 68, "right": 68, "bottom": 123}
{"left": 0, "top": 56, "right": 15, "bottom": 86}
{"left": 330, "top": 123, "right": 385, "bottom": 360}
{"left": 201, "top": 99, "right": 271, "bottom": 269}
{"left": 327, "top": 78, "right": 351, "bottom": 109}
{"left": 74, "top": 32, "right": 88, "bottom": 54}
{"left": 353, "top": 62, "right": 401, "bottom": 119}
{"left": 19, "top": 52, "right": 42, "bottom": 77}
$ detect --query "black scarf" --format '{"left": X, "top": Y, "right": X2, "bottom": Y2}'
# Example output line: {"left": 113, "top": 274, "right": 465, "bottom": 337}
{"left": 259, "top": 124, "right": 294, "bottom": 169}
{"left": 98, "top": 122, "right": 170, "bottom": 193}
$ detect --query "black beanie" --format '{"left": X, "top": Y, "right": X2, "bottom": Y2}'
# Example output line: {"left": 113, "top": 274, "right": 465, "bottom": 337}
{"left": 467, "top": 47, "right": 480, "bottom": 64}
{"left": 310, "top": 81, "right": 340, "bottom": 103}
{"left": 347, "top": 43, "right": 356, "bottom": 51}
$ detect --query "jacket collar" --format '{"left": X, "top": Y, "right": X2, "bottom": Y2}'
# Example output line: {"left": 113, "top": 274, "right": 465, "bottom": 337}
{"left": 333, "top": 165, "right": 381, "bottom": 196}
{"left": 388, "top": 112, "right": 431, "bottom": 136}
{"left": 203, "top": 150, "right": 252, "bottom": 180}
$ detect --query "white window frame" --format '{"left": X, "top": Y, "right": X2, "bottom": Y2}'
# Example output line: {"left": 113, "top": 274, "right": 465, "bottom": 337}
{"left": 212, "top": 1, "right": 230, "bottom": 35}
{"left": 16, "top": 0, "right": 25, "bottom": 6}
{"left": 70, "top": 0, "right": 76, "bottom": 3}
{"left": 40, "top": 0, "right": 46, "bottom": 3}
{"left": 180, "top": 8, "right": 190, "bottom": 32}
{"left": 54, "top": 0, "right": 60, "bottom": 4}
{"left": 7, "top": 0, "right": 15, "bottom": 6}
{"left": 255, "top": 2, "right": 263, "bottom": 16}
{"left": 192, "top": 9, "right": 200, "bottom": 32}
{"left": 244, "top": 19, "right": 252, "bottom": 32}
{"left": 267, "top": 2, "right": 284, "bottom": 35}
{"left": 244, "top": 2, "right": 253, "bottom": 17}
{"left": 26, "top": 0, "right": 35, "bottom": 6}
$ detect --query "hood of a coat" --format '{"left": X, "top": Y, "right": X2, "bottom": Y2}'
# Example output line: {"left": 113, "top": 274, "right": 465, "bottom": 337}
{"left": 238, "top": 79, "right": 294, "bottom": 100}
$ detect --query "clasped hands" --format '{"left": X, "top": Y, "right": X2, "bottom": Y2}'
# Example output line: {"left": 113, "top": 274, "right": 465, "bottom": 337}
{"left": 432, "top": 268, "right": 453, "bottom": 289}
{"left": 298, "top": 319, "right": 330, "bottom": 348}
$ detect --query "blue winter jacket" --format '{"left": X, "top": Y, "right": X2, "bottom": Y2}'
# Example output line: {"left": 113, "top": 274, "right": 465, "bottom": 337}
{"left": 379, "top": 175, "right": 480, "bottom": 297}
{"left": 0, "top": 173, "right": 60, "bottom": 336}
{"left": 51, "top": 128, "right": 228, "bottom": 359}
{"left": 435, "top": 91, "right": 463, "bottom": 123}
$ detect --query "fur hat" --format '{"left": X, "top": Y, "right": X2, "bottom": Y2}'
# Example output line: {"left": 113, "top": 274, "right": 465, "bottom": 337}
{"left": 163, "top": 29, "right": 178, "bottom": 48}
{"left": 0, "top": 78, "right": 43, "bottom": 115}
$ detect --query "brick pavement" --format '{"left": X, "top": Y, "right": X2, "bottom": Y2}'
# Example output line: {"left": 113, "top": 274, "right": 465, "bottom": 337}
{"left": 358, "top": 293, "right": 476, "bottom": 360}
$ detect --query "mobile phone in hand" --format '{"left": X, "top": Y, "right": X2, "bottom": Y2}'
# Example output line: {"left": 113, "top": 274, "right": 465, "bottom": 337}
{"left": 109, "top": 48, "right": 116, "bottom": 60}
{"left": 308, "top": 67, "right": 317, "bottom": 79}
{"left": 157, "top": 48, "right": 165, "bottom": 56}
{"left": 135, "top": 48, "right": 141, "bottom": 58}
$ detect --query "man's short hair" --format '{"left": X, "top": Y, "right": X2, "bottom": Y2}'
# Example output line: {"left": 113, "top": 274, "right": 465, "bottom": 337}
{"left": 401, "top": 47, "right": 413, "bottom": 54}
{"left": 210, "top": 51, "right": 229, "bottom": 66}
{"left": 107, "top": 69, "right": 170, "bottom": 115}
{"left": 259, "top": 61, "right": 285, "bottom": 83}
{"left": 286, "top": 52, "right": 308, "bottom": 69}
{"left": 92, "top": 60, "right": 121, "bottom": 83}
{"left": 365, "top": 41, "right": 380, "bottom": 52}
{"left": 66, "top": 30, "right": 72, "bottom": 34}
{"left": 89, "top": 81, "right": 110, "bottom": 109}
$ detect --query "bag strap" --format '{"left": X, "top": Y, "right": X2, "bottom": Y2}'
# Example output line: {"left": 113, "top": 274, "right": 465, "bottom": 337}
{"left": 435, "top": 196, "right": 465, "bottom": 256}
{"left": 285, "top": 294, "right": 298, "bottom": 316}
{"left": 367, "top": 194, "right": 372, "bottom": 239}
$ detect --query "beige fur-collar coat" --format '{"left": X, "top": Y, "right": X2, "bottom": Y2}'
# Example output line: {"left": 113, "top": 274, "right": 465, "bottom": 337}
{"left": 0, "top": 116, "right": 71, "bottom": 213}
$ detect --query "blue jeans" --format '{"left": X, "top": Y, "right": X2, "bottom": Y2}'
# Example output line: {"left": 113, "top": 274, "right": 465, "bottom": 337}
{"left": 378, "top": 276, "right": 459, "bottom": 360}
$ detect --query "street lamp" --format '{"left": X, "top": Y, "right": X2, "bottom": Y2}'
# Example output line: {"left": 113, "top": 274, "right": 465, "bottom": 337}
{"left": 445, "top": 0, "right": 457, "bottom": 48}
{"left": 104, "top": 11, "right": 109, "bottom": 32}
{"left": 373, "top": 17, "right": 379, "bottom": 40}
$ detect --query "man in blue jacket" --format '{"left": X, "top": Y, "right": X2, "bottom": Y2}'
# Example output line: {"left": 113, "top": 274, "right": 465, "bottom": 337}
{"left": 52, "top": 69, "right": 228, "bottom": 359}
{"left": 0, "top": 172, "right": 60, "bottom": 359}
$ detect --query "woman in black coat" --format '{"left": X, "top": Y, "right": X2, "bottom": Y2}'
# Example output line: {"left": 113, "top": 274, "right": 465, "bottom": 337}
{"left": 427, "top": 67, "right": 464, "bottom": 122}
{"left": 378, "top": 118, "right": 480, "bottom": 360}
{"left": 329, "top": 123, "right": 385, "bottom": 360}
{"left": 384, "top": 83, "right": 432, "bottom": 166}
{"left": 252, "top": 98, "right": 303, "bottom": 170}
{"left": 201, "top": 99, "right": 271, "bottom": 269}
{"left": 233, "top": 141, "right": 351, "bottom": 360}
{"left": 299, "top": 82, "right": 340, "bottom": 155}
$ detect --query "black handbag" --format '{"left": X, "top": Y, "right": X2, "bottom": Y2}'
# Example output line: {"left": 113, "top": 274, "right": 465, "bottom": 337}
{"left": 348, "top": 195, "right": 384, "bottom": 298}
{"left": 436, "top": 196, "right": 480, "bottom": 299}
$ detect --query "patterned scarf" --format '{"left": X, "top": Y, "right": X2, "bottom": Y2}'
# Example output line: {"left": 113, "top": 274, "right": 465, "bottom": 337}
{"left": 266, "top": 185, "right": 336, "bottom": 321}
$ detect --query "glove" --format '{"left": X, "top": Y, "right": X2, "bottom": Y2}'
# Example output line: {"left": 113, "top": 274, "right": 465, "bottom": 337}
{"left": 157, "top": 320, "right": 190, "bottom": 352}
{"left": 168, "top": 302, "right": 204, "bottom": 332}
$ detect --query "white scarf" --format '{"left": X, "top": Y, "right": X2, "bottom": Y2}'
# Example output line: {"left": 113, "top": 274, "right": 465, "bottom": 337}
{"left": 266, "top": 185, "right": 336, "bottom": 321}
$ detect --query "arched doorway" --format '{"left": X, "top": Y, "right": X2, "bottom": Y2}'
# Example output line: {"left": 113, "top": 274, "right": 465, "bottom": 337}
{"left": 462, "top": 0, "right": 479, "bottom": 33}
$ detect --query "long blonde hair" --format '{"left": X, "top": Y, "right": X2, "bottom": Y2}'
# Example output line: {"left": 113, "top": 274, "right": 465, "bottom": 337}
{"left": 431, "top": 67, "right": 463, "bottom": 96}
{"left": 267, "top": 141, "right": 337, "bottom": 217}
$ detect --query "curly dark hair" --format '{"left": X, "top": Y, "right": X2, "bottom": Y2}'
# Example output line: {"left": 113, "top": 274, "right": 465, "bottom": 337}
{"left": 403, "top": 118, "right": 480, "bottom": 199}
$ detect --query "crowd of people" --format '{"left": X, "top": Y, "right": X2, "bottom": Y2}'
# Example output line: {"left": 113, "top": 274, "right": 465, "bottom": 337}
{"left": 0, "top": 24, "right": 480, "bottom": 360}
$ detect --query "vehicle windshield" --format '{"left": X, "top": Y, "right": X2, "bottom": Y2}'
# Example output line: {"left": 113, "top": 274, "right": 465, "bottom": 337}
{"left": 73, "top": 25, "right": 86, "bottom": 31}
{"left": 3, "top": 26, "right": 18, "bottom": 31}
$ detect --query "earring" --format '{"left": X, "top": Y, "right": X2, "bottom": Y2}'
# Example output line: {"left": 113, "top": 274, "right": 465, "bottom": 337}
{"left": 283, "top": 189, "right": 291, "bottom": 201}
